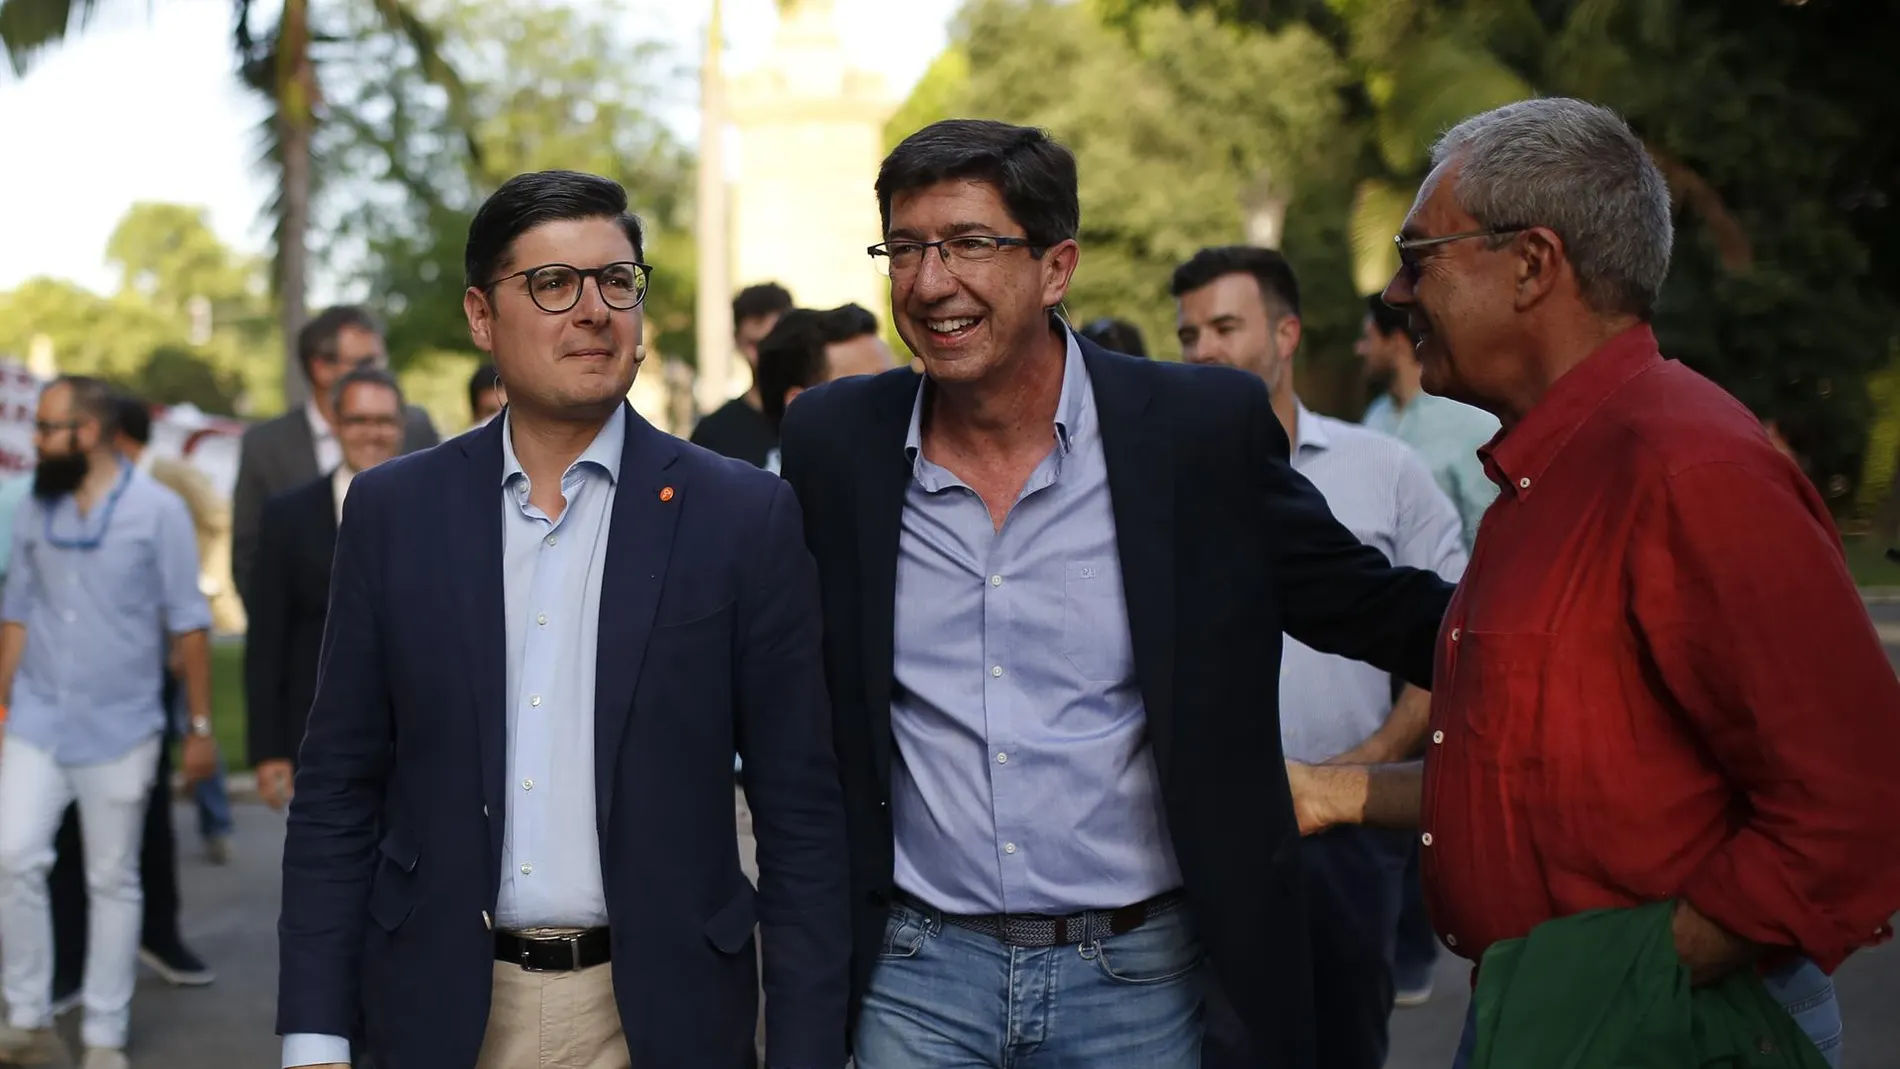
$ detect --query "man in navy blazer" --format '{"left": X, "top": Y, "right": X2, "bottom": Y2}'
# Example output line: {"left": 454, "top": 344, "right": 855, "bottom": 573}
{"left": 275, "top": 169, "right": 850, "bottom": 1069}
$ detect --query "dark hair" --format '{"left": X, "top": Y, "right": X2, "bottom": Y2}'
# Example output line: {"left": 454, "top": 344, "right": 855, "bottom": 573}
{"left": 733, "top": 283, "right": 794, "bottom": 330}
{"left": 50, "top": 375, "right": 119, "bottom": 437}
{"left": 331, "top": 365, "right": 405, "bottom": 415}
{"left": 876, "top": 119, "right": 1079, "bottom": 248}
{"left": 298, "top": 306, "right": 384, "bottom": 376}
{"left": 1364, "top": 293, "right": 1412, "bottom": 342}
{"left": 756, "top": 303, "right": 882, "bottom": 433}
{"left": 1079, "top": 317, "right": 1148, "bottom": 357}
{"left": 467, "top": 362, "right": 501, "bottom": 412}
{"left": 465, "top": 170, "right": 645, "bottom": 292}
{"left": 1169, "top": 245, "right": 1302, "bottom": 318}
{"left": 114, "top": 393, "right": 153, "bottom": 446}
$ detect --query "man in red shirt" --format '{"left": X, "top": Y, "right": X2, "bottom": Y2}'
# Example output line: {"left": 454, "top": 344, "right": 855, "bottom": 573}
{"left": 1286, "top": 96, "right": 1900, "bottom": 1066}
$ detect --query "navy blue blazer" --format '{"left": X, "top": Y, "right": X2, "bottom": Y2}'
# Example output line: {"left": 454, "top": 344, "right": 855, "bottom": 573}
{"left": 277, "top": 403, "right": 850, "bottom": 1069}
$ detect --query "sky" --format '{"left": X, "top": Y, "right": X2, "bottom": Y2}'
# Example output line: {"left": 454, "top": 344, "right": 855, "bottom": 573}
{"left": 0, "top": 0, "right": 959, "bottom": 297}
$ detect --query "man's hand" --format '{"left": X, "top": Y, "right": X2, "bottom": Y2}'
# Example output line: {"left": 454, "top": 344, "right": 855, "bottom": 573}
{"left": 1672, "top": 899, "right": 1761, "bottom": 986}
{"left": 257, "top": 757, "right": 295, "bottom": 810}
{"left": 1286, "top": 759, "right": 1351, "bottom": 836}
{"left": 180, "top": 733, "right": 217, "bottom": 787}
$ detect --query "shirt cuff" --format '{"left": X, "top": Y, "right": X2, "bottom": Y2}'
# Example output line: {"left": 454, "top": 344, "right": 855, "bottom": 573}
{"left": 283, "top": 1032, "right": 352, "bottom": 1067}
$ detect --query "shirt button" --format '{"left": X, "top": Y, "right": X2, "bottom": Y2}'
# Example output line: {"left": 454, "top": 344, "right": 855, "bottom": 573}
{"left": 995, "top": 752, "right": 1008, "bottom": 764}
{"left": 483, "top": 805, "right": 490, "bottom": 817}
{"left": 522, "top": 779, "right": 534, "bottom": 791}
{"left": 1518, "top": 477, "right": 1530, "bottom": 489}
{"left": 1432, "top": 730, "right": 1445, "bottom": 745}
{"left": 545, "top": 534, "right": 558, "bottom": 547}
{"left": 1421, "top": 832, "right": 1434, "bottom": 847}
{"left": 536, "top": 612, "right": 548, "bottom": 626}
{"left": 1003, "top": 842, "right": 1017, "bottom": 855}
{"left": 521, "top": 863, "right": 533, "bottom": 875}
{"left": 1445, "top": 933, "right": 1459, "bottom": 947}
{"left": 990, "top": 665, "right": 1003, "bottom": 678}
{"left": 989, "top": 574, "right": 1003, "bottom": 587}
{"left": 1451, "top": 628, "right": 1461, "bottom": 642}
{"left": 530, "top": 695, "right": 542, "bottom": 707}
{"left": 482, "top": 910, "right": 493, "bottom": 930}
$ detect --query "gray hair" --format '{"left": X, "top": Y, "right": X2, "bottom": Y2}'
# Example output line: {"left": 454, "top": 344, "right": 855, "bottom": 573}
{"left": 1431, "top": 97, "right": 1673, "bottom": 318}
{"left": 331, "top": 365, "right": 404, "bottom": 415}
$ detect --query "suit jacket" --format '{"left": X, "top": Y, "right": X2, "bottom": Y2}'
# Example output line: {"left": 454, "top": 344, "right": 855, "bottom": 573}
{"left": 232, "top": 402, "right": 436, "bottom": 608}
{"left": 242, "top": 472, "right": 337, "bottom": 768}
{"left": 277, "top": 406, "right": 851, "bottom": 1069}
{"left": 776, "top": 338, "right": 1455, "bottom": 1069}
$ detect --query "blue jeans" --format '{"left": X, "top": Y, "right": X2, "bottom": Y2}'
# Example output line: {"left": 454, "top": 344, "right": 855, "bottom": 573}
{"left": 165, "top": 673, "right": 232, "bottom": 841}
{"left": 853, "top": 897, "right": 1206, "bottom": 1068}
{"left": 1449, "top": 956, "right": 1843, "bottom": 1067}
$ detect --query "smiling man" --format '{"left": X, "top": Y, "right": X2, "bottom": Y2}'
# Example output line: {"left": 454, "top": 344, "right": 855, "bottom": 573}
{"left": 776, "top": 118, "right": 1458, "bottom": 1069}
{"left": 274, "top": 170, "right": 848, "bottom": 1069}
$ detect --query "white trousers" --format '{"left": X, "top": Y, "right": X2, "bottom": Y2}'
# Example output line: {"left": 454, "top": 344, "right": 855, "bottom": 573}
{"left": 0, "top": 733, "right": 160, "bottom": 1050}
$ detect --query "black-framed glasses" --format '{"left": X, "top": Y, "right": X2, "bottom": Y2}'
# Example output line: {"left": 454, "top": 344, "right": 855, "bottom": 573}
{"left": 487, "top": 261, "right": 653, "bottom": 314}
{"left": 1393, "top": 228, "right": 1525, "bottom": 281}
{"left": 867, "top": 236, "right": 1040, "bottom": 278}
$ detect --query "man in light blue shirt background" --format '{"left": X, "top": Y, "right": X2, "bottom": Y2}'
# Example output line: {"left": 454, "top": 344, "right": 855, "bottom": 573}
{"left": 1358, "top": 294, "right": 1501, "bottom": 549}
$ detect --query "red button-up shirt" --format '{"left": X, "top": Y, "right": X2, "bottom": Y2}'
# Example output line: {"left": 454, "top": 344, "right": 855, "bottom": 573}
{"left": 1421, "top": 324, "right": 1900, "bottom": 974}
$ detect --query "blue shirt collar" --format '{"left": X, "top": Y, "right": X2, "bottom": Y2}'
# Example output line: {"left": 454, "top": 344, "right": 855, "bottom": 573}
{"left": 904, "top": 323, "right": 1089, "bottom": 462}
{"left": 501, "top": 402, "right": 627, "bottom": 488}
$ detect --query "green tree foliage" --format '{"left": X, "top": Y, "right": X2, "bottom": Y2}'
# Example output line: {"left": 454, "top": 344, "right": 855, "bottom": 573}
{"left": 317, "top": 0, "right": 698, "bottom": 369}
{"left": 1095, "top": 0, "right": 1900, "bottom": 514}
{"left": 885, "top": 0, "right": 1365, "bottom": 403}
{"left": 0, "top": 204, "right": 280, "bottom": 415}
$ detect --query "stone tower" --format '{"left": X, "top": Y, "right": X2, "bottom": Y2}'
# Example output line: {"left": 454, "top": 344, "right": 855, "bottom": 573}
{"left": 727, "top": 0, "right": 895, "bottom": 337}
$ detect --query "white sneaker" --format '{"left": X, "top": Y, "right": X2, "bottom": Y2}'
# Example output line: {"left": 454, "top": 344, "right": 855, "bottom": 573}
{"left": 83, "top": 1047, "right": 130, "bottom": 1069}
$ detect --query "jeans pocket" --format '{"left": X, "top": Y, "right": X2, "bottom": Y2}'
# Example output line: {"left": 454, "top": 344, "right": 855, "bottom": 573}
{"left": 879, "top": 905, "right": 929, "bottom": 960}
{"left": 1089, "top": 909, "right": 1204, "bottom": 985}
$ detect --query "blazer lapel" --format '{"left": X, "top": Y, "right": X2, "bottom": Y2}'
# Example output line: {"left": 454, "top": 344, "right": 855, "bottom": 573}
{"left": 856, "top": 372, "right": 919, "bottom": 802}
{"left": 593, "top": 406, "right": 683, "bottom": 836}
{"left": 1084, "top": 342, "right": 1180, "bottom": 777}
{"left": 449, "top": 418, "right": 509, "bottom": 876}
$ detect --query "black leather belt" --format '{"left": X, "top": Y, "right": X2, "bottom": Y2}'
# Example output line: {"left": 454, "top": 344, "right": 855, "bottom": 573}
{"left": 495, "top": 928, "right": 612, "bottom": 972}
{"left": 895, "top": 889, "right": 1184, "bottom": 948}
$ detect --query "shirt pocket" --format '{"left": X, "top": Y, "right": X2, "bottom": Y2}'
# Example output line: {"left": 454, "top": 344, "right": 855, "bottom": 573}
{"left": 1444, "top": 629, "right": 1550, "bottom": 768}
{"left": 1061, "top": 559, "right": 1134, "bottom": 682}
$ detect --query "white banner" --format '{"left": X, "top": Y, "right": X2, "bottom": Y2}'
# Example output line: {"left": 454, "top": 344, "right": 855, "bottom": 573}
{"left": 0, "top": 359, "right": 41, "bottom": 476}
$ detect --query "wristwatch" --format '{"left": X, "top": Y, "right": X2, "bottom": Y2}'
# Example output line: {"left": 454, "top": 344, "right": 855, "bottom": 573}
{"left": 188, "top": 716, "right": 214, "bottom": 739}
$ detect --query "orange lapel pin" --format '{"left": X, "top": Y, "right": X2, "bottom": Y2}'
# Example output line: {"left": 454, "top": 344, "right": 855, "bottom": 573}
{"left": 659, "top": 486, "right": 675, "bottom": 502}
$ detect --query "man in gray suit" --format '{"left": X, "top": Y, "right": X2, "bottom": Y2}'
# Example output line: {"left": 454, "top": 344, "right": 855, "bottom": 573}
{"left": 231, "top": 306, "right": 438, "bottom": 608}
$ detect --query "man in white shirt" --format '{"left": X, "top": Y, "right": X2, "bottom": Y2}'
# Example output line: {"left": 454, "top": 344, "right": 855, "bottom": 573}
{"left": 1173, "top": 246, "right": 1467, "bottom": 1069}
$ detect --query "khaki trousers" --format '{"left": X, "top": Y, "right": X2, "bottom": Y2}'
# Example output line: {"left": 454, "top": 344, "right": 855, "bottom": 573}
{"left": 474, "top": 959, "right": 629, "bottom": 1069}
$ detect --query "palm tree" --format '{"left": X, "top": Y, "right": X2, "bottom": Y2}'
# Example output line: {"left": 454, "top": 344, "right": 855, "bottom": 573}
{"left": 0, "top": 0, "right": 472, "bottom": 407}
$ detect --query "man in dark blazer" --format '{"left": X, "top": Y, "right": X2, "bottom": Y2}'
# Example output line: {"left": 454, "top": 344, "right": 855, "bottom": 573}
{"left": 276, "top": 170, "right": 849, "bottom": 1069}
{"left": 777, "top": 119, "right": 1454, "bottom": 1069}
{"left": 244, "top": 366, "right": 408, "bottom": 810}
{"left": 230, "top": 305, "right": 437, "bottom": 609}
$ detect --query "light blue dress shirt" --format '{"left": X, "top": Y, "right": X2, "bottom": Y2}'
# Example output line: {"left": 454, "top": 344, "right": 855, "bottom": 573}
{"left": 284, "top": 406, "right": 624, "bottom": 1069}
{"left": 1, "top": 464, "right": 210, "bottom": 765}
{"left": 1276, "top": 405, "right": 1467, "bottom": 764}
{"left": 888, "top": 330, "right": 1182, "bottom": 917}
{"left": 1363, "top": 391, "right": 1501, "bottom": 550}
